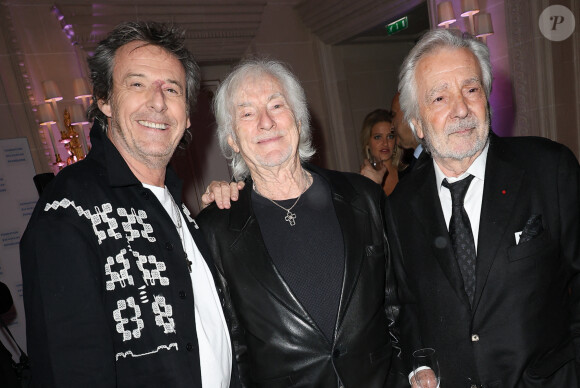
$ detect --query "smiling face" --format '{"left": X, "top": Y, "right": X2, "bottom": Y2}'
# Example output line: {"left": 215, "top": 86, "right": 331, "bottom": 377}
{"left": 227, "top": 73, "right": 300, "bottom": 174}
{"left": 413, "top": 47, "right": 489, "bottom": 162}
{"left": 368, "top": 121, "right": 396, "bottom": 163}
{"left": 99, "top": 40, "right": 190, "bottom": 171}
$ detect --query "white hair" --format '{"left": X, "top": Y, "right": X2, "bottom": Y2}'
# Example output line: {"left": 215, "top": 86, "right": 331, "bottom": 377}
{"left": 213, "top": 59, "right": 315, "bottom": 180}
{"left": 398, "top": 29, "right": 492, "bottom": 135}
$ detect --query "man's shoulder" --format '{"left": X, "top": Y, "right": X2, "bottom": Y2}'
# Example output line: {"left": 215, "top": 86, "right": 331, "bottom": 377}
{"left": 497, "top": 135, "right": 562, "bottom": 151}
{"left": 197, "top": 203, "right": 231, "bottom": 225}
{"left": 40, "top": 159, "right": 105, "bottom": 200}
{"left": 307, "top": 164, "right": 383, "bottom": 197}
{"left": 492, "top": 135, "right": 576, "bottom": 167}
{"left": 30, "top": 158, "right": 115, "bottom": 227}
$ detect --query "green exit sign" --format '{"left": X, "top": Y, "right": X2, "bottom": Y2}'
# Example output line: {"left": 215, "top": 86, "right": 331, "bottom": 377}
{"left": 386, "top": 16, "right": 408, "bottom": 35}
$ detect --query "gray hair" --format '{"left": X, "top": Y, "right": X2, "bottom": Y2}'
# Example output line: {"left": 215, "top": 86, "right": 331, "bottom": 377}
{"left": 398, "top": 29, "right": 492, "bottom": 135}
{"left": 213, "top": 59, "right": 315, "bottom": 180}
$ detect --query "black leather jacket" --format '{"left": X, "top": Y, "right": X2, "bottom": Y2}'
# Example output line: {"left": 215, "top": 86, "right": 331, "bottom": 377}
{"left": 197, "top": 164, "right": 401, "bottom": 387}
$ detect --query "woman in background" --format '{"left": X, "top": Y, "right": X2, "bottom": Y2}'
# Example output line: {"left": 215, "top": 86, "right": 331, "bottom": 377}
{"left": 359, "top": 109, "right": 408, "bottom": 196}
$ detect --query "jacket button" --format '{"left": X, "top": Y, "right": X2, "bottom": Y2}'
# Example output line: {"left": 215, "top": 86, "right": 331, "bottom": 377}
{"left": 471, "top": 334, "right": 480, "bottom": 342}
{"left": 165, "top": 242, "right": 173, "bottom": 250}
{"left": 179, "top": 290, "right": 186, "bottom": 299}
{"left": 186, "top": 343, "right": 193, "bottom": 351}
{"left": 332, "top": 349, "right": 341, "bottom": 358}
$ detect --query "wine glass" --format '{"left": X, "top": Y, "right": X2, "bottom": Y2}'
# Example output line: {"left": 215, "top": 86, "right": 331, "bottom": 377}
{"left": 412, "top": 348, "right": 440, "bottom": 388}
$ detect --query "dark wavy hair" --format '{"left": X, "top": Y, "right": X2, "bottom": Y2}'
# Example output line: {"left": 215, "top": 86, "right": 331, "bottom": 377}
{"left": 87, "top": 21, "right": 200, "bottom": 148}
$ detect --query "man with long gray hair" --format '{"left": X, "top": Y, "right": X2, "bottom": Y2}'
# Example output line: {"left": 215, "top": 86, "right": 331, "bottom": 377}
{"left": 388, "top": 29, "right": 580, "bottom": 387}
{"left": 197, "top": 58, "right": 405, "bottom": 387}
{"left": 21, "top": 21, "right": 237, "bottom": 387}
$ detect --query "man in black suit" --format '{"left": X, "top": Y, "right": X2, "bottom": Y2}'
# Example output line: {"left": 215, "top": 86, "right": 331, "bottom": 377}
{"left": 389, "top": 29, "right": 580, "bottom": 387}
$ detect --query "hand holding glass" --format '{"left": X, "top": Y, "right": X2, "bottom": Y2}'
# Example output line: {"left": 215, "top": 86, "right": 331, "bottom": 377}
{"left": 412, "top": 348, "right": 440, "bottom": 388}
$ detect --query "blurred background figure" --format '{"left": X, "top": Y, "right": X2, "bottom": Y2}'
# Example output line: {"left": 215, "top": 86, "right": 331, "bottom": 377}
{"left": 359, "top": 109, "right": 408, "bottom": 195}
{"left": 0, "top": 281, "right": 27, "bottom": 387}
{"left": 391, "top": 92, "right": 423, "bottom": 172}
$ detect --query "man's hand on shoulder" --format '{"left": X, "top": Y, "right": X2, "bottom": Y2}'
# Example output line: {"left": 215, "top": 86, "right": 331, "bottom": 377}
{"left": 201, "top": 181, "right": 245, "bottom": 209}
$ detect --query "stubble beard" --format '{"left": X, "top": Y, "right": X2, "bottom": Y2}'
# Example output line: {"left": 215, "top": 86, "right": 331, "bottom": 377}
{"left": 422, "top": 113, "right": 490, "bottom": 161}
{"left": 109, "top": 116, "right": 178, "bottom": 170}
{"left": 247, "top": 129, "right": 296, "bottom": 169}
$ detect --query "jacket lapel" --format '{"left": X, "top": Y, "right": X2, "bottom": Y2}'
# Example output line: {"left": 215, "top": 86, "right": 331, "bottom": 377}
{"left": 472, "top": 136, "right": 524, "bottom": 311}
{"left": 227, "top": 179, "right": 317, "bottom": 327}
{"left": 323, "top": 174, "right": 367, "bottom": 329}
{"left": 410, "top": 159, "right": 472, "bottom": 308}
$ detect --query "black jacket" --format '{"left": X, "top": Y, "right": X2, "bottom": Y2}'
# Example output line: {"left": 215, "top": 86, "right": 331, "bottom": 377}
{"left": 20, "top": 125, "right": 237, "bottom": 387}
{"left": 198, "top": 164, "right": 402, "bottom": 387}
{"left": 388, "top": 134, "right": 580, "bottom": 387}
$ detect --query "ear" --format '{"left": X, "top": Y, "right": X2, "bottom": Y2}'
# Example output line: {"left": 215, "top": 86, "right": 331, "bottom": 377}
{"left": 411, "top": 119, "right": 424, "bottom": 140}
{"left": 186, "top": 117, "right": 191, "bottom": 129}
{"left": 98, "top": 99, "right": 112, "bottom": 118}
{"left": 227, "top": 135, "right": 240, "bottom": 153}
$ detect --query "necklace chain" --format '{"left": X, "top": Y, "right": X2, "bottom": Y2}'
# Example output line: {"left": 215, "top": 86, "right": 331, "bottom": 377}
{"left": 169, "top": 194, "right": 182, "bottom": 230}
{"left": 253, "top": 173, "right": 311, "bottom": 227}
{"left": 167, "top": 191, "right": 193, "bottom": 273}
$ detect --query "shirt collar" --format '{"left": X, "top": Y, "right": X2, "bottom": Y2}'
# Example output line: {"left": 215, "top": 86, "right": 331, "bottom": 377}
{"left": 87, "top": 121, "right": 183, "bottom": 202}
{"left": 414, "top": 144, "right": 424, "bottom": 159}
{"left": 434, "top": 140, "right": 489, "bottom": 193}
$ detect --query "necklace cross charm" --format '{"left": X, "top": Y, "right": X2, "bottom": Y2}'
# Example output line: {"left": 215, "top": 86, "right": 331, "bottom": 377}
{"left": 285, "top": 210, "right": 297, "bottom": 226}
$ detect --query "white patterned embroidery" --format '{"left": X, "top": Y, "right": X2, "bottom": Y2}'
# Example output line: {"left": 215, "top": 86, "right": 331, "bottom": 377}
{"left": 118, "top": 207, "right": 156, "bottom": 242}
{"left": 138, "top": 285, "right": 149, "bottom": 304}
{"left": 113, "top": 297, "right": 144, "bottom": 341}
{"left": 115, "top": 343, "right": 178, "bottom": 360}
{"left": 181, "top": 205, "right": 198, "bottom": 229}
{"left": 105, "top": 249, "right": 134, "bottom": 290}
{"left": 151, "top": 295, "right": 175, "bottom": 334}
{"left": 134, "top": 251, "right": 169, "bottom": 287}
{"left": 95, "top": 203, "right": 122, "bottom": 242}
{"left": 44, "top": 199, "right": 122, "bottom": 244}
{"left": 46, "top": 197, "right": 179, "bottom": 357}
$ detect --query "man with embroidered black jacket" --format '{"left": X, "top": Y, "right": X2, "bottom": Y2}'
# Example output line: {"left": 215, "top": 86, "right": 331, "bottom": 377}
{"left": 21, "top": 22, "right": 237, "bottom": 387}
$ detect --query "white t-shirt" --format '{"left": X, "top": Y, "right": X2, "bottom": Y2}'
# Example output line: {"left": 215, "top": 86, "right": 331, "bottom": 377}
{"left": 143, "top": 183, "right": 232, "bottom": 388}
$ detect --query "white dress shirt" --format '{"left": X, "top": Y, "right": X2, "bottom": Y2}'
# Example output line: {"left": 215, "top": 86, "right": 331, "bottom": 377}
{"left": 144, "top": 184, "right": 232, "bottom": 388}
{"left": 414, "top": 144, "right": 424, "bottom": 159}
{"left": 408, "top": 143, "right": 490, "bottom": 385}
{"left": 433, "top": 142, "right": 489, "bottom": 252}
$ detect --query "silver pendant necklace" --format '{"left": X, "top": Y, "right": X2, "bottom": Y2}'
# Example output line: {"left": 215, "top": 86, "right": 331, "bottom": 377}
{"left": 253, "top": 174, "right": 310, "bottom": 227}
{"left": 167, "top": 191, "right": 183, "bottom": 231}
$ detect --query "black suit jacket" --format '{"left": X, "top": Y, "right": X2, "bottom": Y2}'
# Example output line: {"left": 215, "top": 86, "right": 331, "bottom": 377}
{"left": 197, "top": 164, "right": 403, "bottom": 387}
{"left": 387, "top": 134, "right": 580, "bottom": 387}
